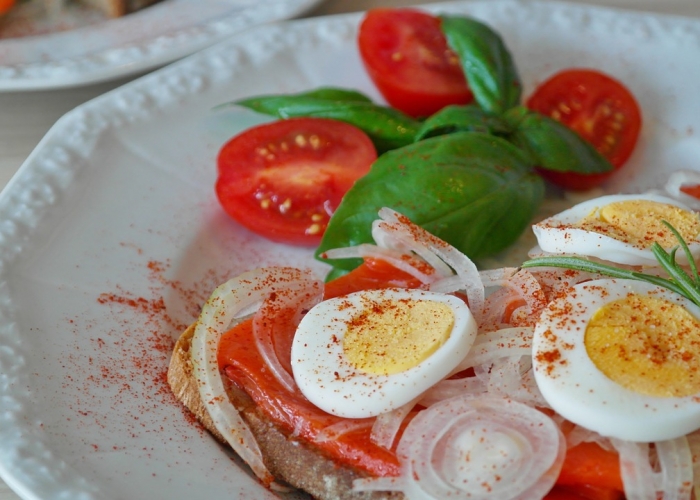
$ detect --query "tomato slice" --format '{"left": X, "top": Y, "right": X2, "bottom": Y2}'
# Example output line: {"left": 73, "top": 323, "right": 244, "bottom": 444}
{"left": 216, "top": 117, "right": 377, "bottom": 246}
{"left": 526, "top": 69, "right": 642, "bottom": 190}
{"left": 358, "top": 8, "right": 473, "bottom": 118}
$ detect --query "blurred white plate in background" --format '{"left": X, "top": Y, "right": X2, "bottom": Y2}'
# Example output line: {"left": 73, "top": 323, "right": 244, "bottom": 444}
{"left": 0, "top": 0, "right": 325, "bottom": 90}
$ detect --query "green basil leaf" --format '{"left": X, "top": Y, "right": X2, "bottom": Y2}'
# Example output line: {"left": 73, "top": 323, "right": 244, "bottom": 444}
{"left": 220, "top": 87, "right": 374, "bottom": 108}
{"left": 414, "top": 104, "right": 511, "bottom": 141}
{"left": 231, "top": 88, "right": 420, "bottom": 153}
{"left": 315, "top": 132, "right": 544, "bottom": 275}
{"left": 440, "top": 15, "right": 521, "bottom": 115}
{"left": 508, "top": 109, "right": 614, "bottom": 174}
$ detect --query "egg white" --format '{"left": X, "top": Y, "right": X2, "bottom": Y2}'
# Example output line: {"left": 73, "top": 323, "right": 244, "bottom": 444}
{"left": 532, "top": 278, "right": 700, "bottom": 442}
{"left": 532, "top": 193, "right": 700, "bottom": 266}
{"left": 291, "top": 288, "right": 477, "bottom": 419}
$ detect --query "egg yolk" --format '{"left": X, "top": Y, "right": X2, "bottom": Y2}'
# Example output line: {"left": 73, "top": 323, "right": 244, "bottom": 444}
{"left": 585, "top": 294, "right": 700, "bottom": 397}
{"left": 574, "top": 199, "right": 700, "bottom": 249}
{"left": 343, "top": 297, "right": 455, "bottom": 375}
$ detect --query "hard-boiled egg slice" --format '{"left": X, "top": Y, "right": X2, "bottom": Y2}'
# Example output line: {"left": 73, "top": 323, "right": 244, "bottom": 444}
{"left": 532, "top": 278, "right": 700, "bottom": 442}
{"left": 291, "top": 288, "right": 477, "bottom": 418}
{"left": 532, "top": 193, "right": 700, "bottom": 266}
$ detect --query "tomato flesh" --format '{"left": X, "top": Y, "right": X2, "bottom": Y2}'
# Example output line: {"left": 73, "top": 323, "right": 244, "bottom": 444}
{"left": 680, "top": 184, "right": 700, "bottom": 199}
{"left": 358, "top": 8, "right": 473, "bottom": 117}
{"left": 527, "top": 69, "right": 642, "bottom": 190}
{"left": 216, "top": 117, "right": 376, "bottom": 246}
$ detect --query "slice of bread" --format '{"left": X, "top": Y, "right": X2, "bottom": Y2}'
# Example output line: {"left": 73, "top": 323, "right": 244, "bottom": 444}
{"left": 167, "top": 324, "right": 404, "bottom": 500}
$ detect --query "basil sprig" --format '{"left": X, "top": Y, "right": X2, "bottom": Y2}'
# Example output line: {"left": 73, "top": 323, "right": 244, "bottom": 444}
{"left": 215, "top": 13, "right": 621, "bottom": 278}
{"left": 505, "top": 107, "right": 613, "bottom": 175}
{"left": 315, "top": 132, "right": 544, "bottom": 274}
{"left": 521, "top": 222, "right": 700, "bottom": 307}
{"left": 414, "top": 105, "right": 511, "bottom": 140}
{"left": 440, "top": 15, "right": 521, "bottom": 114}
{"left": 230, "top": 88, "right": 420, "bottom": 153}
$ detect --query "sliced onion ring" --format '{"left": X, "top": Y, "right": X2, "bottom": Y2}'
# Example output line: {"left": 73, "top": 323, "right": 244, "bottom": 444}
{"left": 253, "top": 277, "right": 322, "bottom": 392}
{"left": 655, "top": 437, "right": 693, "bottom": 500}
{"left": 611, "top": 437, "right": 694, "bottom": 500}
{"left": 322, "top": 243, "right": 437, "bottom": 284}
{"left": 457, "top": 327, "right": 533, "bottom": 371}
{"left": 191, "top": 266, "right": 319, "bottom": 484}
{"left": 373, "top": 208, "right": 485, "bottom": 319}
{"left": 354, "top": 395, "right": 565, "bottom": 499}
{"left": 371, "top": 399, "right": 418, "bottom": 450}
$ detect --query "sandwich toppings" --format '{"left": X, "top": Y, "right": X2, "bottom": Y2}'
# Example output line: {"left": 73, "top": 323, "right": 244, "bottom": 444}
{"left": 175, "top": 192, "right": 700, "bottom": 499}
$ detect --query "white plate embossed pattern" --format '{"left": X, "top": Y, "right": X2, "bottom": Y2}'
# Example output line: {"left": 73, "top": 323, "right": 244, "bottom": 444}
{"left": 0, "top": 0, "right": 325, "bottom": 90}
{"left": 1, "top": 1, "right": 700, "bottom": 498}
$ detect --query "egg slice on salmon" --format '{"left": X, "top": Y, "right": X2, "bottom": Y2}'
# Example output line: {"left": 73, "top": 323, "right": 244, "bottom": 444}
{"left": 532, "top": 193, "right": 700, "bottom": 266}
{"left": 291, "top": 288, "right": 477, "bottom": 418}
{"left": 532, "top": 278, "right": 700, "bottom": 442}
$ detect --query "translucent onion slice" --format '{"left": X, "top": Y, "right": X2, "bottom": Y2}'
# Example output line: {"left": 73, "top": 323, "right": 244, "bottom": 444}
{"left": 655, "top": 437, "right": 693, "bottom": 500}
{"left": 372, "top": 219, "right": 454, "bottom": 278}
{"left": 686, "top": 431, "right": 700, "bottom": 499}
{"left": 419, "top": 377, "right": 487, "bottom": 407}
{"left": 354, "top": 395, "right": 565, "bottom": 499}
{"left": 482, "top": 356, "right": 549, "bottom": 409}
{"left": 565, "top": 424, "right": 613, "bottom": 451}
{"left": 191, "top": 266, "right": 319, "bottom": 484}
{"left": 526, "top": 266, "right": 597, "bottom": 296}
{"left": 371, "top": 399, "right": 417, "bottom": 450}
{"left": 458, "top": 327, "right": 533, "bottom": 370}
{"left": 611, "top": 436, "right": 693, "bottom": 500}
{"left": 479, "top": 287, "right": 515, "bottom": 332}
{"left": 252, "top": 278, "right": 322, "bottom": 392}
{"left": 373, "top": 208, "right": 485, "bottom": 319}
{"left": 478, "top": 268, "right": 546, "bottom": 327}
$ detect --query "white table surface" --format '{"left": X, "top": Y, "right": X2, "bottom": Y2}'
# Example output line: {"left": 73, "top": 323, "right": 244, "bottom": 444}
{"left": 0, "top": 0, "right": 699, "bottom": 498}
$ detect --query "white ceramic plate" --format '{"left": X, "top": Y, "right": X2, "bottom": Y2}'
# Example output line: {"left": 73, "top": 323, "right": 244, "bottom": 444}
{"left": 1, "top": 0, "right": 700, "bottom": 498}
{"left": 0, "top": 0, "right": 325, "bottom": 90}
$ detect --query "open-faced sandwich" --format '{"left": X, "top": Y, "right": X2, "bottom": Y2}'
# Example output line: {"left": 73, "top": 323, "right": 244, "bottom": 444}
{"left": 168, "top": 190, "right": 700, "bottom": 499}
{"left": 166, "top": 5, "right": 700, "bottom": 497}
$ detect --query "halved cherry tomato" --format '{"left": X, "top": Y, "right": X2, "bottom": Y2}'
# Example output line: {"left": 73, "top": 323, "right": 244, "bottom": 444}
{"left": 216, "top": 117, "right": 376, "bottom": 246}
{"left": 527, "top": 69, "right": 642, "bottom": 190}
{"left": 358, "top": 8, "right": 473, "bottom": 118}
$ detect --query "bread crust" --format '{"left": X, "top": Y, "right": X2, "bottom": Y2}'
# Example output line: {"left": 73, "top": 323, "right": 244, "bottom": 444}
{"left": 167, "top": 324, "right": 404, "bottom": 500}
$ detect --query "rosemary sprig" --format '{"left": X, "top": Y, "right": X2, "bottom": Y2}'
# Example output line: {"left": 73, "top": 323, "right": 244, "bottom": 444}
{"left": 520, "top": 220, "right": 700, "bottom": 307}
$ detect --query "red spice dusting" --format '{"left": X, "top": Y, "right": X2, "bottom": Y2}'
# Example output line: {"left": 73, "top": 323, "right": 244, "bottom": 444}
{"left": 535, "top": 349, "right": 562, "bottom": 376}
{"left": 63, "top": 252, "right": 236, "bottom": 462}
